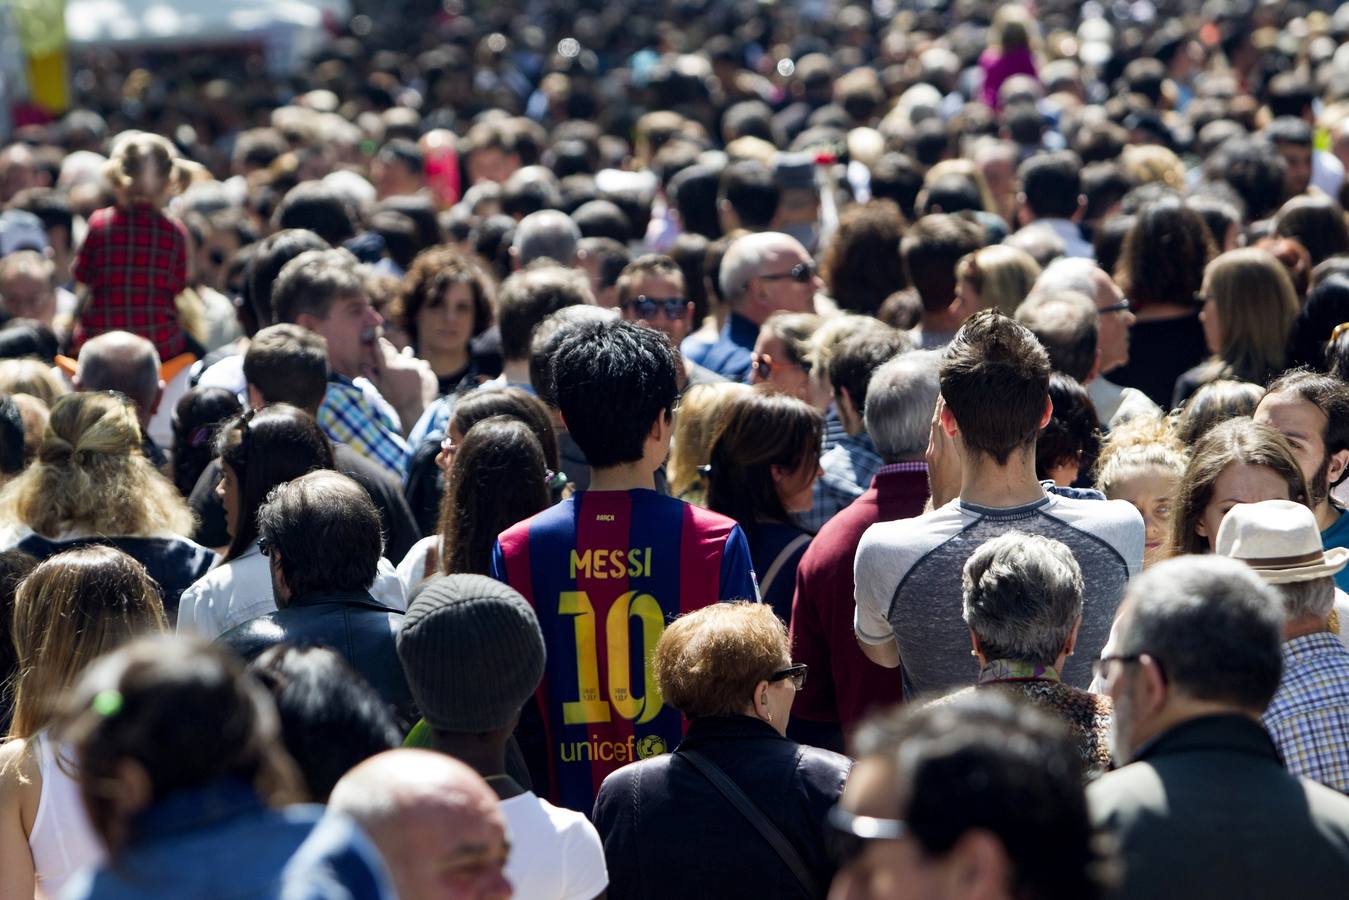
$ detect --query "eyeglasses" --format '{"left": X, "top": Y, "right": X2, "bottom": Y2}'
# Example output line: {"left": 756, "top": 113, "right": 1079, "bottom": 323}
{"left": 751, "top": 352, "right": 802, "bottom": 379}
{"left": 1091, "top": 653, "right": 1166, "bottom": 683}
{"left": 826, "top": 805, "right": 909, "bottom": 867}
{"left": 622, "top": 296, "right": 688, "bottom": 320}
{"left": 768, "top": 663, "right": 808, "bottom": 691}
{"left": 1099, "top": 298, "right": 1132, "bottom": 315}
{"left": 758, "top": 261, "right": 817, "bottom": 284}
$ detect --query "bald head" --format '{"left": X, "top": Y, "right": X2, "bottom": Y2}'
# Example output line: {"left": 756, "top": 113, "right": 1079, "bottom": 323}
{"left": 75, "top": 331, "right": 162, "bottom": 425}
{"left": 512, "top": 210, "right": 580, "bottom": 269}
{"left": 328, "top": 750, "right": 512, "bottom": 900}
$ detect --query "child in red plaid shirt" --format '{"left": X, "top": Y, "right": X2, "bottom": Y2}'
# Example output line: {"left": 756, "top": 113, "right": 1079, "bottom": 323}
{"left": 73, "top": 132, "right": 194, "bottom": 361}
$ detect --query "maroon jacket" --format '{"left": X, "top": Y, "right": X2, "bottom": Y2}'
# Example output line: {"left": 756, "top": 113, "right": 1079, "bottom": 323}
{"left": 789, "top": 463, "right": 929, "bottom": 743}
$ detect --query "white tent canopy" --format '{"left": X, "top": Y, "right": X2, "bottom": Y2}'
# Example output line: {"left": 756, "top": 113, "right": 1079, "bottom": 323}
{"left": 66, "top": 0, "right": 350, "bottom": 68}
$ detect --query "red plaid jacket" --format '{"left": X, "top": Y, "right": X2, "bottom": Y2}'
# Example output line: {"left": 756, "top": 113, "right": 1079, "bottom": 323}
{"left": 73, "top": 203, "right": 189, "bottom": 359}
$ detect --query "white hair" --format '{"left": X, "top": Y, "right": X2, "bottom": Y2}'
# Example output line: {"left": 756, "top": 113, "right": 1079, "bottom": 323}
{"left": 864, "top": 350, "right": 941, "bottom": 462}
{"left": 1031, "top": 256, "right": 1100, "bottom": 300}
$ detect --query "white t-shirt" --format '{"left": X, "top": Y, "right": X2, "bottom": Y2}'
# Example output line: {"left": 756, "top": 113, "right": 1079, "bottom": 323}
{"left": 396, "top": 535, "right": 440, "bottom": 599}
{"left": 499, "top": 791, "right": 608, "bottom": 900}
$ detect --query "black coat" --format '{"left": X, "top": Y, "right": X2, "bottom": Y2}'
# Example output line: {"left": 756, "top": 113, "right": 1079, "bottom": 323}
{"left": 217, "top": 588, "right": 417, "bottom": 730}
{"left": 592, "top": 715, "right": 850, "bottom": 900}
{"left": 1088, "top": 714, "right": 1349, "bottom": 899}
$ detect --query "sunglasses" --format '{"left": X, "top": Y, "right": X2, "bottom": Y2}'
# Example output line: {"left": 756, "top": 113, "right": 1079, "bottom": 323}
{"left": 826, "top": 805, "right": 910, "bottom": 867}
{"left": 768, "top": 663, "right": 808, "bottom": 691}
{"left": 758, "top": 261, "right": 817, "bottom": 284}
{"left": 1099, "top": 298, "right": 1131, "bottom": 315}
{"left": 622, "top": 296, "right": 688, "bottom": 320}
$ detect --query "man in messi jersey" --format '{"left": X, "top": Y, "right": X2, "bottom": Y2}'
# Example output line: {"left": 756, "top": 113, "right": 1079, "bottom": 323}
{"left": 491, "top": 319, "right": 760, "bottom": 813}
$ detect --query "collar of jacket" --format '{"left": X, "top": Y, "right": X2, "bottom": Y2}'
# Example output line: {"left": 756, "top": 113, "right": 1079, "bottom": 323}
{"left": 130, "top": 777, "right": 265, "bottom": 846}
{"left": 678, "top": 714, "right": 787, "bottom": 749}
{"left": 284, "top": 588, "right": 394, "bottom": 612}
{"left": 1133, "top": 713, "right": 1279, "bottom": 766}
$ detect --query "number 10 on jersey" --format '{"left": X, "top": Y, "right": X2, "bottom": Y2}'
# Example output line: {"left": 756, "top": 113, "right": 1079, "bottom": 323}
{"left": 559, "top": 590, "right": 665, "bottom": 725}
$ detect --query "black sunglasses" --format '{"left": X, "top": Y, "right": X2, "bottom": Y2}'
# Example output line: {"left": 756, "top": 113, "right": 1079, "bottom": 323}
{"left": 1092, "top": 652, "right": 1166, "bottom": 683}
{"left": 768, "top": 663, "right": 808, "bottom": 691}
{"left": 758, "top": 261, "right": 817, "bottom": 284}
{"left": 826, "top": 805, "right": 909, "bottom": 867}
{"left": 622, "top": 296, "right": 688, "bottom": 320}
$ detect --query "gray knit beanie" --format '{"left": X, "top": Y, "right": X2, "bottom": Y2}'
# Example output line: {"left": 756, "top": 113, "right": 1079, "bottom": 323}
{"left": 396, "top": 573, "right": 546, "bottom": 733}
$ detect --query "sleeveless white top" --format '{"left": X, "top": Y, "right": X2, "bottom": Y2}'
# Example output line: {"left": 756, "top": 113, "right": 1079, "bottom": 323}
{"left": 29, "top": 731, "right": 104, "bottom": 897}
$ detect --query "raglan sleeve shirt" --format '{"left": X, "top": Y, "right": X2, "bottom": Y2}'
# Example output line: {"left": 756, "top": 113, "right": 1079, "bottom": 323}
{"left": 718, "top": 523, "right": 761, "bottom": 602}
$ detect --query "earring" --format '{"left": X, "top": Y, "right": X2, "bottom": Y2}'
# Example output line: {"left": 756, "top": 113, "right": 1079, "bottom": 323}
{"left": 970, "top": 649, "right": 978, "bottom": 657}
{"left": 765, "top": 712, "right": 773, "bottom": 722}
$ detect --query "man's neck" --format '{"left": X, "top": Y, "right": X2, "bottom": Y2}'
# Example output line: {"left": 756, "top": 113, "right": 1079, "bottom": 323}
{"left": 922, "top": 305, "right": 964, "bottom": 335}
{"left": 588, "top": 461, "right": 657, "bottom": 492}
{"left": 1316, "top": 498, "right": 1342, "bottom": 533}
{"left": 430, "top": 732, "right": 508, "bottom": 779}
{"left": 1285, "top": 614, "right": 1335, "bottom": 641}
{"left": 958, "top": 450, "right": 1046, "bottom": 509}
{"left": 501, "top": 358, "right": 532, "bottom": 386}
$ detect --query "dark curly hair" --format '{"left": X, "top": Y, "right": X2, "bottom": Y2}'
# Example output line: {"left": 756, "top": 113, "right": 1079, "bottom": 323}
{"left": 392, "top": 245, "right": 496, "bottom": 351}
{"left": 1114, "top": 197, "right": 1216, "bottom": 313}
{"left": 820, "top": 200, "right": 908, "bottom": 316}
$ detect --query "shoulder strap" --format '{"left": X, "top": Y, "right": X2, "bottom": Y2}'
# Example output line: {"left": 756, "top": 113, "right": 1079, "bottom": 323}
{"left": 678, "top": 748, "right": 818, "bottom": 897}
{"left": 758, "top": 533, "right": 812, "bottom": 600}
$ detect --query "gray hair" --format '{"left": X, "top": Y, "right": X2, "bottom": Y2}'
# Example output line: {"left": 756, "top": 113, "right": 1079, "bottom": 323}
{"left": 1119, "top": 556, "right": 1285, "bottom": 713}
{"left": 1014, "top": 290, "right": 1099, "bottom": 382}
{"left": 76, "top": 331, "right": 160, "bottom": 412}
{"left": 1031, "top": 256, "right": 1099, "bottom": 300}
{"left": 718, "top": 231, "right": 794, "bottom": 307}
{"left": 512, "top": 210, "right": 580, "bottom": 268}
{"left": 962, "top": 532, "right": 1084, "bottom": 666}
{"left": 1274, "top": 576, "right": 1336, "bottom": 622}
{"left": 864, "top": 350, "right": 941, "bottom": 463}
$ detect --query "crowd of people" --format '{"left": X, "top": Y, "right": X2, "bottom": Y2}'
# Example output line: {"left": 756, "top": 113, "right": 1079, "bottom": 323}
{"left": 5, "top": 0, "right": 1349, "bottom": 896}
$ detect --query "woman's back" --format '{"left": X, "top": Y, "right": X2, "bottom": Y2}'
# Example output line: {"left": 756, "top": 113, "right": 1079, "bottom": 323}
{"left": 593, "top": 715, "right": 849, "bottom": 900}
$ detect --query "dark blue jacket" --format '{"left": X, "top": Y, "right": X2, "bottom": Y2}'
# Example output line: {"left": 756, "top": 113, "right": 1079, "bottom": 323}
{"left": 218, "top": 588, "right": 416, "bottom": 731}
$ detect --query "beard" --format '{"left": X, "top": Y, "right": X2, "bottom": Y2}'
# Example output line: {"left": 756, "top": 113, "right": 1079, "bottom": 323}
{"left": 1309, "top": 454, "right": 1332, "bottom": 508}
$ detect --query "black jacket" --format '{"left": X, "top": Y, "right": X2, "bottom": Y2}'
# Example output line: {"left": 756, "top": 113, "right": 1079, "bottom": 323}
{"left": 592, "top": 715, "right": 850, "bottom": 899}
{"left": 216, "top": 588, "right": 417, "bottom": 730}
{"left": 1088, "top": 714, "right": 1349, "bottom": 899}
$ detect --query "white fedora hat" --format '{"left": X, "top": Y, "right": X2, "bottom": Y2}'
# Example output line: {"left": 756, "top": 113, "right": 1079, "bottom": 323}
{"left": 1216, "top": 499, "right": 1349, "bottom": 584}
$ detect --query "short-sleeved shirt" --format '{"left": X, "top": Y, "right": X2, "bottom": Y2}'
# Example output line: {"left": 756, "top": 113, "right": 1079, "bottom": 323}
{"left": 73, "top": 203, "right": 189, "bottom": 360}
{"left": 1323, "top": 507, "right": 1349, "bottom": 593}
{"left": 491, "top": 488, "right": 759, "bottom": 813}
{"left": 854, "top": 492, "right": 1144, "bottom": 697}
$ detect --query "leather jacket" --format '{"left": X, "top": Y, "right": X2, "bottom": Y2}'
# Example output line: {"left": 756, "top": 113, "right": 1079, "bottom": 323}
{"left": 592, "top": 715, "right": 851, "bottom": 899}
{"left": 217, "top": 589, "right": 417, "bottom": 730}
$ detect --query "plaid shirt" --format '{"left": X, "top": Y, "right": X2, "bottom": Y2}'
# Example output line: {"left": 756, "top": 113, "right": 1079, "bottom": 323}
{"left": 319, "top": 375, "right": 411, "bottom": 480}
{"left": 797, "top": 430, "right": 885, "bottom": 533}
{"left": 1263, "top": 631, "right": 1349, "bottom": 794}
{"left": 73, "top": 203, "right": 189, "bottom": 360}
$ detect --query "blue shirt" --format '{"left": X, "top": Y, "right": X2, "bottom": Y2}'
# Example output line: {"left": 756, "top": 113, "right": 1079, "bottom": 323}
{"left": 1323, "top": 506, "right": 1349, "bottom": 593}
{"left": 65, "top": 779, "right": 388, "bottom": 900}
{"left": 681, "top": 312, "right": 758, "bottom": 383}
{"left": 797, "top": 430, "right": 882, "bottom": 534}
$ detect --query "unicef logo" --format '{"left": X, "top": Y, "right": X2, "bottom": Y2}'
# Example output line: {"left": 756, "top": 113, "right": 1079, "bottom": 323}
{"left": 636, "top": 734, "right": 668, "bottom": 759}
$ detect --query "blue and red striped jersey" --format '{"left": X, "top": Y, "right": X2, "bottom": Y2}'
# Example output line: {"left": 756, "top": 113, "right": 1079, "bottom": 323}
{"left": 491, "top": 488, "right": 759, "bottom": 813}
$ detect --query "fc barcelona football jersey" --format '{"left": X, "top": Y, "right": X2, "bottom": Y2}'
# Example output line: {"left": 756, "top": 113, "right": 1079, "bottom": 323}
{"left": 491, "top": 489, "right": 759, "bottom": 812}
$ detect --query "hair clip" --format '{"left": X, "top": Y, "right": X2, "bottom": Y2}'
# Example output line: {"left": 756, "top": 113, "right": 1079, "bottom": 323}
{"left": 92, "top": 689, "right": 123, "bottom": 717}
{"left": 547, "top": 470, "right": 569, "bottom": 491}
{"left": 188, "top": 425, "right": 213, "bottom": 449}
